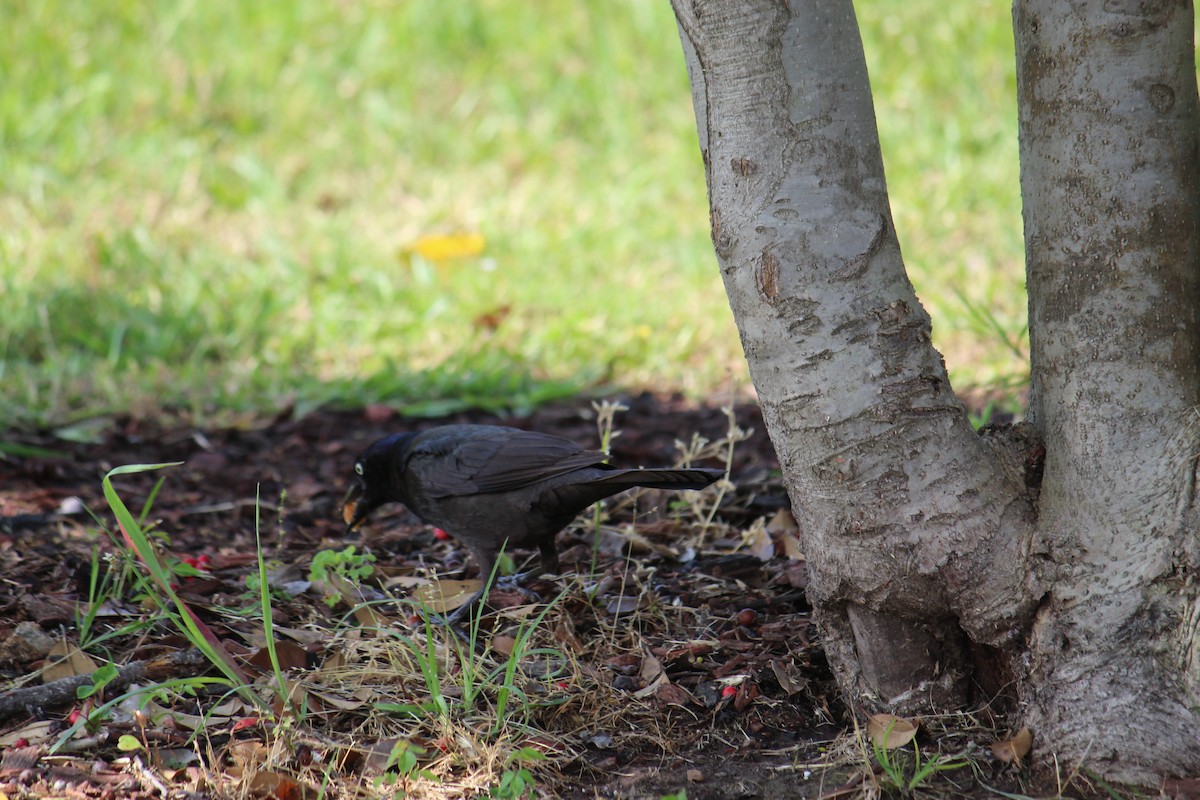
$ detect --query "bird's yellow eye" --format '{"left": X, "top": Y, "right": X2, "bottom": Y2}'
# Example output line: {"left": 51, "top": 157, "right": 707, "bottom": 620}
{"left": 354, "top": 463, "right": 364, "bottom": 476}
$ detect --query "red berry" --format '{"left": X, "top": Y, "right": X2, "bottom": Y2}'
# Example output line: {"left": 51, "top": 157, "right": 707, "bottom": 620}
{"left": 433, "top": 528, "right": 451, "bottom": 541}
{"left": 721, "top": 685, "right": 738, "bottom": 700}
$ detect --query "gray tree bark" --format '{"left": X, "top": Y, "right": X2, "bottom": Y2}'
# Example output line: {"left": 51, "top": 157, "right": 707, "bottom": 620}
{"left": 1014, "top": 0, "right": 1200, "bottom": 781}
{"left": 673, "top": 0, "right": 1200, "bottom": 784}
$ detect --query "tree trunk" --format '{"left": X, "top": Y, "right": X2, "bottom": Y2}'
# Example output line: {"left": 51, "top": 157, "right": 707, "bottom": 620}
{"left": 673, "top": 0, "right": 1200, "bottom": 784}
{"left": 1014, "top": 0, "right": 1200, "bottom": 781}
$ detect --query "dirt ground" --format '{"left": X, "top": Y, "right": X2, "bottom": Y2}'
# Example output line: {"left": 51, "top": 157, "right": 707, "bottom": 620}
{"left": 0, "top": 393, "right": 1031, "bottom": 799}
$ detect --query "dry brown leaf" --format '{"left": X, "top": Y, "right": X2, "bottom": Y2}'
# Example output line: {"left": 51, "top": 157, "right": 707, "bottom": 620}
{"left": 0, "top": 721, "right": 53, "bottom": 747}
{"left": 639, "top": 653, "right": 664, "bottom": 684}
{"left": 42, "top": 642, "right": 99, "bottom": 682}
{"left": 318, "top": 573, "right": 393, "bottom": 627}
{"left": 990, "top": 727, "right": 1033, "bottom": 764}
{"left": 244, "top": 769, "right": 319, "bottom": 800}
{"left": 744, "top": 518, "right": 775, "bottom": 561}
{"left": 227, "top": 740, "right": 270, "bottom": 768}
{"left": 270, "top": 626, "right": 326, "bottom": 646}
{"left": 414, "top": 579, "right": 482, "bottom": 614}
{"left": 170, "top": 697, "right": 252, "bottom": 731}
{"left": 491, "top": 635, "right": 517, "bottom": 657}
{"left": 766, "top": 508, "right": 798, "bottom": 534}
{"left": 383, "top": 575, "right": 433, "bottom": 590}
{"left": 781, "top": 532, "right": 805, "bottom": 561}
{"left": 498, "top": 603, "right": 540, "bottom": 620}
{"left": 655, "top": 682, "right": 695, "bottom": 707}
{"left": 247, "top": 640, "right": 308, "bottom": 672}
{"left": 352, "top": 603, "right": 391, "bottom": 628}
{"left": 633, "top": 654, "right": 669, "bottom": 699}
{"left": 766, "top": 508, "right": 805, "bottom": 560}
{"left": 321, "top": 650, "right": 349, "bottom": 671}
{"left": 770, "top": 658, "right": 808, "bottom": 696}
{"left": 866, "top": 713, "right": 919, "bottom": 749}
{"left": 633, "top": 674, "right": 669, "bottom": 700}
{"left": 606, "top": 595, "right": 641, "bottom": 614}
{"left": 614, "top": 526, "right": 678, "bottom": 558}
{"left": 305, "top": 688, "right": 368, "bottom": 712}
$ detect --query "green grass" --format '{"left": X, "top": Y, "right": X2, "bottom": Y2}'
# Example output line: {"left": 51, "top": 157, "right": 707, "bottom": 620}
{"left": 1, "top": 0, "right": 1030, "bottom": 428}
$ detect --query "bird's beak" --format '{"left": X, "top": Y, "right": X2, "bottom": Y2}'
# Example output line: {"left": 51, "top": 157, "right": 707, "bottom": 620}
{"left": 342, "top": 482, "right": 373, "bottom": 534}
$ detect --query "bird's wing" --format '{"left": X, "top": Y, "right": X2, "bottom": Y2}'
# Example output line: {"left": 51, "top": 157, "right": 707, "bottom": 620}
{"left": 410, "top": 427, "right": 609, "bottom": 497}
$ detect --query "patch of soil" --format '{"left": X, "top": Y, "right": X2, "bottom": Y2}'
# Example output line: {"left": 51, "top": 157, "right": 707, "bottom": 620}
{"left": 0, "top": 393, "right": 1022, "bottom": 799}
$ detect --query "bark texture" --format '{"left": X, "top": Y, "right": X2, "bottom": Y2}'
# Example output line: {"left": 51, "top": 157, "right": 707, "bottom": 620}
{"left": 672, "top": 0, "right": 1038, "bottom": 713}
{"left": 675, "top": 0, "right": 1200, "bottom": 783}
{"left": 1014, "top": 0, "right": 1200, "bottom": 781}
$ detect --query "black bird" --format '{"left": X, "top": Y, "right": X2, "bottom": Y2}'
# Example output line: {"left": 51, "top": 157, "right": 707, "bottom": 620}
{"left": 343, "top": 424, "right": 723, "bottom": 616}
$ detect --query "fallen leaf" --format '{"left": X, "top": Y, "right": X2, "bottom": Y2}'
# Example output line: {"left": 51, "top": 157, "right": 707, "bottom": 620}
{"left": 734, "top": 681, "right": 760, "bottom": 711}
{"left": 383, "top": 575, "right": 433, "bottom": 590}
{"left": 743, "top": 517, "right": 775, "bottom": 561}
{"left": 243, "top": 769, "right": 318, "bottom": 800}
{"left": 414, "top": 579, "right": 482, "bottom": 614}
{"left": 247, "top": 640, "right": 309, "bottom": 672}
{"left": 655, "top": 682, "right": 695, "bottom": 707}
{"left": 305, "top": 688, "right": 368, "bottom": 712}
{"left": 766, "top": 508, "right": 798, "bottom": 534}
{"left": 990, "top": 727, "right": 1032, "bottom": 764}
{"left": 0, "top": 721, "right": 53, "bottom": 747}
{"left": 43, "top": 642, "right": 98, "bottom": 682}
{"left": 409, "top": 232, "right": 486, "bottom": 262}
{"left": 498, "top": 603, "right": 540, "bottom": 621}
{"left": 781, "top": 533, "right": 805, "bottom": 561}
{"left": 472, "top": 305, "right": 511, "bottom": 330}
{"left": 606, "top": 595, "right": 641, "bottom": 614}
{"left": 639, "top": 653, "right": 664, "bottom": 684}
{"left": 866, "top": 713, "right": 919, "bottom": 749}
{"left": 633, "top": 654, "right": 669, "bottom": 699}
{"left": 770, "top": 658, "right": 809, "bottom": 696}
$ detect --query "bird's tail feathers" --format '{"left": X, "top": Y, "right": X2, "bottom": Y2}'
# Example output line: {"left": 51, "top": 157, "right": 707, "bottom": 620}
{"left": 594, "top": 467, "right": 723, "bottom": 491}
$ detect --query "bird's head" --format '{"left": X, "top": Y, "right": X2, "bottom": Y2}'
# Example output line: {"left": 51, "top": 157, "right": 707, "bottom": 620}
{"left": 342, "top": 433, "right": 415, "bottom": 534}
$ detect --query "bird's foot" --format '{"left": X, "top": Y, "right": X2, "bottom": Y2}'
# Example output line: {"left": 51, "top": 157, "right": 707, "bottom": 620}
{"left": 425, "top": 572, "right": 549, "bottom": 632}
{"left": 493, "top": 572, "right": 544, "bottom": 603}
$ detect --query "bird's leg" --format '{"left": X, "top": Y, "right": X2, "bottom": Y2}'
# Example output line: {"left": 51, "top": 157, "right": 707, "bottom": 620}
{"left": 430, "top": 545, "right": 498, "bottom": 627}
{"left": 432, "top": 542, "right": 547, "bottom": 626}
{"left": 503, "top": 538, "right": 559, "bottom": 586}
{"left": 438, "top": 585, "right": 487, "bottom": 627}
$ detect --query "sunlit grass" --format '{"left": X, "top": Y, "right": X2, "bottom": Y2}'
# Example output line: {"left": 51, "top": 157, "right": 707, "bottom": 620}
{"left": 1, "top": 0, "right": 1030, "bottom": 428}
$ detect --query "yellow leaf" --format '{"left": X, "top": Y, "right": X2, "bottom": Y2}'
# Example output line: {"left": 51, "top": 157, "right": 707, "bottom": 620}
{"left": 866, "top": 713, "right": 919, "bottom": 749}
{"left": 410, "top": 232, "right": 485, "bottom": 262}
{"left": 990, "top": 727, "right": 1033, "bottom": 764}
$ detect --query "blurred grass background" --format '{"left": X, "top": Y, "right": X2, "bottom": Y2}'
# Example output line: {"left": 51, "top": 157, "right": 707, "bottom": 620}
{"left": 0, "top": 0, "right": 1029, "bottom": 430}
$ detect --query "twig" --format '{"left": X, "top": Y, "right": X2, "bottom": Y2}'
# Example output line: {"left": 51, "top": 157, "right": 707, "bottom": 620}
{"left": 0, "top": 649, "right": 209, "bottom": 722}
